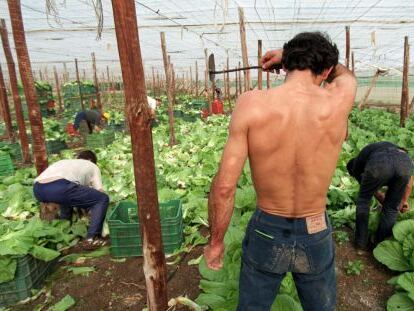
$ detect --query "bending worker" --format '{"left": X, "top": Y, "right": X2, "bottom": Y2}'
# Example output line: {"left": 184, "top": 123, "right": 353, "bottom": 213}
{"left": 70, "top": 109, "right": 109, "bottom": 135}
{"left": 33, "top": 150, "right": 109, "bottom": 248}
{"left": 347, "top": 141, "right": 413, "bottom": 250}
{"left": 204, "top": 32, "right": 356, "bottom": 311}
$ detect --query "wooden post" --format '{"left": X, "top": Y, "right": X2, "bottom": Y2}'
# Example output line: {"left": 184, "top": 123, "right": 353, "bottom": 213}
{"left": 111, "top": 2, "right": 168, "bottom": 310}
{"left": 235, "top": 67, "right": 239, "bottom": 97}
{"left": 238, "top": 61, "right": 242, "bottom": 93}
{"left": 53, "top": 66, "right": 63, "bottom": 112}
{"left": 160, "top": 32, "right": 177, "bottom": 146}
{"left": 204, "top": 49, "right": 209, "bottom": 100}
{"left": 7, "top": 1, "right": 48, "bottom": 172}
{"left": 258, "top": 40, "right": 263, "bottom": 90}
{"left": 359, "top": 69, "right": 381, "bottom": 110}
{"left": 75, "top": 58, "right": 85, "bottom": 110}
{"left": 400, "top": 36, "right": 409, "bottom": 127}
{"left": 63, "top": 62, "right": 68, "bottom": 82}
{"left": 345, "top": 26, "right": 350, "bottom": 69}
{"left": 0, "top": 64, "right": 13, "bottom": 140}
{"left": 266, "top": 71, "right": 270, "bottom": 89}
{"left": 226, "top": 54, "right": 231, "bottom": 110}
{"left": 238, "top": 7, "right": 250, "bottom": 91}
{"left": 351, "top": 51, "right": 355, "bottom": 73}
{"left": 0, "top": 18, "right": 30, "bottom": 162}
{"left": 91, "top": 52, "right": 102, "bottom": 109}
{"left": 195, "top": 61, "right": 199, "bottom": 97}
{"left": 189, "top": 66, "right": 193, "bottom": 96}
{"left": 156, "top": 71, "right": 161, "bottom": 96}
{"left": 151, "top": 67, "right": 156, "bottom": 97}
{"left": 39, "top": 69, "right": 43, "bottom": 81}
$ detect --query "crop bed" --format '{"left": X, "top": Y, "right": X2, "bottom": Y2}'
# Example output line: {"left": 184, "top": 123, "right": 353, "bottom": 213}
{"left": 1, "top": 95, "right": 414, "bottom": 310}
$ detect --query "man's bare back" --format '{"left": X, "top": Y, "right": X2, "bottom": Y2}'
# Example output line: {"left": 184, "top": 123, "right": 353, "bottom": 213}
{"left": 241, "top": 78, "right": 353, "bottom": 217}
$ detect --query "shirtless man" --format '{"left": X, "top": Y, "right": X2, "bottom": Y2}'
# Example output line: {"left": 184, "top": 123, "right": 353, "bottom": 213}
{"left": 204, "top": 32, "right": 357, "bottom": 311}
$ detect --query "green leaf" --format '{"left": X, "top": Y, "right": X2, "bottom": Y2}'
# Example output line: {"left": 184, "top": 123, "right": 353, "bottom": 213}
{"left": 387, "top": 293, "right": 414, "bottom": 311}
{"left": 374, "top": 240, "right": 412, "bottom": 271}
{"left": 195, "top": 293, "right": 227, "bottom": 310}
{"left": 0, "top": 257, "right": 17, "bottom": 283}
{"left": 31, "top": 245, "right": 60, "bottom": 262}
{"left": 394, "top": 220, "right": 414, "bottom": 242}
{"left": 271, "top": 294, "right": 303, "bottom": 311}
{"left": 66, "top": 266, "right": 95, "bottom": 276}
{"left": 49, "top": 294, "right": 76, "bottom": 311}
{"left": 397, "top": 273, "right": 414, "bottom": 296}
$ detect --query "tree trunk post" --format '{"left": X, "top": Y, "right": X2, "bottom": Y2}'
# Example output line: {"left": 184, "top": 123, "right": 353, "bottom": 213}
{"left": 204, "top": 48, "right": 209, "bottom": 101}
{"left": 53, "top": 66, "right": 63, "bottom": 112}
{"left": 258, "top": 40, "right": 263, "bottom": 90}
{"left": 195, "top": 61, "right": 199, "bottom": 97}
{"left": 111, "top": 2, "right": 168, "bottom": 310}
{"left": 345, "top": 26, "right": 350, "bottom": 69}
{"left": 7, "top": 0, "right": 48, "bottom": 172}
{"left": 351, "top": 51, "right": 355, "bottom": 74}
{"left": 0, "top": 64, "right": 13, "bottom": 140}
{"left": 238, "top": 7, "right": 250, "bottom": 91}
{"left": 400, "top": 36, "right": 409, "bottom": 127}
{"left": 0, "top": 17, "right": 31, "bottom": 162}
{"left": 266, "top": 71, "right": 270, "bottom": 89}
{"left": 160, "top": 32, "right": 177, "bottom": 146}
{"left": 91, "top": 52, "right": 102, "bottom": 110}
{"left": 75, "top": 58, "right": 85, "bottom": 110}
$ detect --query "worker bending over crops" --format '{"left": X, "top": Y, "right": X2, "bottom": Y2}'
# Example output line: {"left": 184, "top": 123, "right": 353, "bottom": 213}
{"left": 67, "top": 108, "right": 109, "bottom": 135}
{"left": 204, "top": 32, "right": 357, "bottom": 311}
{"left": 33, "top": 150, "right": 109, "bottom": 249}
{"left": 347, "top": 142, "right": 413, "bottom": 250}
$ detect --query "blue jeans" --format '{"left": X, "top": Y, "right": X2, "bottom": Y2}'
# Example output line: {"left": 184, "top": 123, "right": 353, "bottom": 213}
{"left": 238, "top": 209, "right": 336, "bottom": 311}
{"left": 33, "top": 179, "right": 109, "bottom": 238}
{"left": 74, "top": 111, "right": 86, "bottom": 130}
{"left": 356, "top": 149, "right": 413, "bottom": 247}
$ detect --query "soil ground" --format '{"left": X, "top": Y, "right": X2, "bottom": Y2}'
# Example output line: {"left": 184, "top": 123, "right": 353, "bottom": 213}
{"left": 11, "top": 227, "right": 394, "bottom": 311}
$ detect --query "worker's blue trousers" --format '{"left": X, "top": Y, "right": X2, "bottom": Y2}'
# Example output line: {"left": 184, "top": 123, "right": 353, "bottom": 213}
{"left": 33, "top": 179, "right": 109, "bottom": 238}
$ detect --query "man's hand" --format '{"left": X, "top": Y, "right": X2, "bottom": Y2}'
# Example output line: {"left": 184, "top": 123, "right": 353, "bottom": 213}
{"left": 204, "top": 242, "right": 225, "bottom": 270}
{"left": 400, "top": 202, "right": 410, "bottom": 213}
{"left": 261, "top": 49, "right": 283, "bottom": 72}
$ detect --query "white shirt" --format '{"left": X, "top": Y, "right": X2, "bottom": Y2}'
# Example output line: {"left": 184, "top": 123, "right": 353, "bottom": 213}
{"left": 35, "top": 159, "right": 103, "bottom": 190}
{"left": 147, "top": 96, "right": 157, "bottom": 110}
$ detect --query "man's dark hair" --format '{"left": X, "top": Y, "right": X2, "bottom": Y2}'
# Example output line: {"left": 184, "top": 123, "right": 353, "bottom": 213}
{"left": 77, "top": 150, "right": 97, "bottom": 164}
{"left": 282, "top": 32, "right": 339, "bottom": 75}
{"left": 346, "top": 158, "right": 355, "bottom": 176}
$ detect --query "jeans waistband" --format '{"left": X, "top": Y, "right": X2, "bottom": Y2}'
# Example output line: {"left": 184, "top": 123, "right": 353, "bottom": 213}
{"left": 252, "top": 208, "right": 331, "bottom": 235}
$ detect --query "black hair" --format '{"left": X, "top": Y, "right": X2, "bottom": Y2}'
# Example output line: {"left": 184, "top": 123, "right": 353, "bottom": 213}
{"left": 77, "top": 150, "right": 97, "bottom": 164}
{"left": 346, "top": 158, "right": 355, "bottom": 176}
{"left": 282, "top": 32, "right": 339, "bottom": 76}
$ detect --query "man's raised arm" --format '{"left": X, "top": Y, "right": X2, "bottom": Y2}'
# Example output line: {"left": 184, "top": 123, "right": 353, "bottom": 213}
{"left": 204, "top": 96, "right": 249, "bottom": 270}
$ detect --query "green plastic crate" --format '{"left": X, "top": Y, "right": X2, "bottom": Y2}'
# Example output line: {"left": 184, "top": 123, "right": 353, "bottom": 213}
{"left": 86, "top": 131, "right": 115, "bottom": 149}
{"left": 173, "top": 110, "right": 184, "bottom": 118}
{"left": 46, "top": 140, "right": 67, "bottom": 155}
{"left": 0, "top": 153, "right": 14, "bottom": 176}
{"left": 0, "top": 255, "right": 57, "bottom": 307}
{"left": 190, "top": 100, "right": 207, "bottom": 110}
{"left": 108, "top": 200, "right": 183, "bottom": 257}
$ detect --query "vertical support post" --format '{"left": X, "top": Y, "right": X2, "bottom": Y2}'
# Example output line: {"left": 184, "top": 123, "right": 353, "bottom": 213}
{"left": 82, "top": 69, "right": 86, "bottom": 80}
{"left": 0, "top": 64, "right": 13, "bottom": 140}
{"left": 235, "top": 67, "right": 239, "bottom": 97}
{"left": 195, "top": 61, "right": 199, "bottom": 97}
{"left": 189, "top": 66, "right": 193, "bottom": 96}
{"left": 226, "top": 54, "right": 231, "bottom": 110}
{"left": 345, "top": 26, "right": 350, "bottom": 69}
{"left": 400, "top": 36, "right": 409, "bottom": 127}
{"left": 7, "top": 1, "right": 48, "bottom": 172}
{"left": 238, "top": 61, "right": 242, "bottom": 93}
{"left": 75, "top": 58, "right": 85, "bottom": 110}
{"left": 266, "top": 71, "right": 270, "bottom": 89}
{"left": 39, "top": 69, "right": 43, "bottom": 81}
{"left": 152, "top": 67, "right": 156, "bottom": 97}
{"left": 53, "top": 66, "right": 63, "bottom": 112}
{"left": 258, "top": 40, "right": 263, "bottom": 90}
{"left": 156, "top": 71, "right": 161, "bottom": 96}
{"left": 0, "top": 18, "right": 30, "bottom": 162}
{"left": 204, "top": 49, "right": 209, "bottom": 101}
{"left": 351, "top": 51, "right": 355, "bottom": 73}
{"left": 238, "top": 7, "right": 250, "bottom": 91}
{"left": 92, "top": 52, "right": 102, "bottom": 109}
{"left": 160, "top": 32, "right": 177, "bottom": 146}
{"left": 63, "top": 62, "right": 68, "bottom": 82}
{"left": 111, "top": 2, "right": 168, "bottom": 310}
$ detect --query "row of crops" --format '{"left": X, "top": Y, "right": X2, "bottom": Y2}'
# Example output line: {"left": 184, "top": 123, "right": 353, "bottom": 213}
{"left": 1, "top": 93, "right": 414, "bottom": 309}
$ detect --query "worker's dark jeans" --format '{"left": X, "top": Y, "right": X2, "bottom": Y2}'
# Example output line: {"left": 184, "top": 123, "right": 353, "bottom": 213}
{"left": 355, "top": 149, "right": 413, "bottom": 248}
{"left": 33, "top": 179, "right": 109, "bottom": 239}
{"left": 238, "top": 209, "right": 335, "bottom": 311}
{"left": 73, "top": 111, "right": 86, "bottom": 130}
